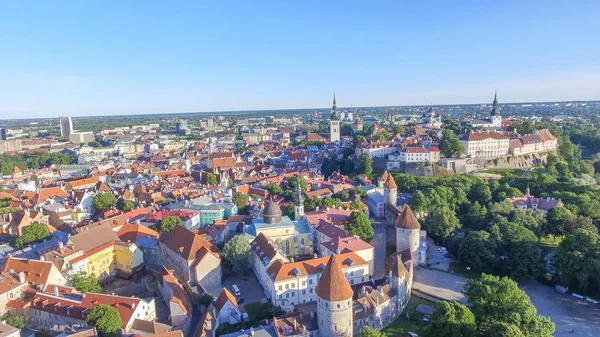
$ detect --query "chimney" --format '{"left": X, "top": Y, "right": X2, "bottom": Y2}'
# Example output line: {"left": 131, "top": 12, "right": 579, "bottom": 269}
{"left": 54, "top": 286, "right": 59, "bottom": 297}
{"left": 58, "top": 241, "right": 64, "bottom": 249}
{"left": 18, "top": 271, "right": 26, "bottom": 284}
{"left": 39, "top": 255, "right": 45, "bottom": 261}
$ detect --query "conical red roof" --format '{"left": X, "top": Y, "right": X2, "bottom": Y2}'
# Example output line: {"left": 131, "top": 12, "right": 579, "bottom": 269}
{"left": 395, "top": 204, "right": 420, "bottom": 229}
{"left": 315, "top": 255, "right": 353, "bottom": 302}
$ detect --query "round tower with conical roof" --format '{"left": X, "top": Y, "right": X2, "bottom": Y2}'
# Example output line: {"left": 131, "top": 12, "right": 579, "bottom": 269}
{"left": 316, "top": 255, "right": 354, "bottom": 337}
{"left": 396, "top": 204, "right": 421, "bottom": 261}
{"left": 383, "top": 174, "right": 398, "bottom": 207}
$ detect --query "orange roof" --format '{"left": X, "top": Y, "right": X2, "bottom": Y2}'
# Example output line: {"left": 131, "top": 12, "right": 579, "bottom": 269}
{"left": 396, "top": 204, "right": 420, "bottom": 230}
{"left": 80, "top": 293, "right": 141, "bottom": 329}
{"left": 35, "top": 187, "right": 68, "bottom": 204}
{"left": 267, "top": 252, "right": 365, "bottom": 282}
{"left": 315, "top": 255, "right": 354, "bottom": 302}
{"left": 2, "top": 256, "right": 58, "bottom": 290}
{"left": 384, "top": 175, "right": 397, "bottom": 189}
{"left": 13, "top": 166, "right": 22, "bottom": 174}
{"left": 117, "top": 223, "right": 159, "bottom": 242}
{"left": 214, "top": 288, "right": 239, "bottom": 311}
{"left": 67, "top": 177, "right": 100, "bottom": 189}
{"left": 159, "top": 226, "right": 220, "bottom": 262}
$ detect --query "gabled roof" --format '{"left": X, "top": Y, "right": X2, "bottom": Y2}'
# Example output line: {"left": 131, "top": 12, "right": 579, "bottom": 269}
{"left": 395, "top": 204, "right": 420, "bottom": 230}
{"left": 315, "top": 255, "right": 354, "bottom": 302}
{"left": 80, "top": 293, "right": 142, "bottom": 329}
{"left": 214, "top": 288, "right": 239, "bottom": 311}
{"left": 70, "top": 224, "right": 120, "bottom": 253}
{"left": 159, "top": 225, "right": 220, "bottom": 262}
{"left": 2, "top": 256, "right": 60, "bottom": 290}
{"left": 117, "top": 223, "right": 159, "bottom": 243}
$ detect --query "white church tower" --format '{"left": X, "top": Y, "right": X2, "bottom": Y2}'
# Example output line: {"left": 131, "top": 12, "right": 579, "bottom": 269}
{"left": 330, "top": 93, "right": 341, "bottom": 143}
{"left": 294, "top": 183, "right": 304, "bottom": 220}
{"left": 490, "top": 90, "right": 502, "bottom": 128}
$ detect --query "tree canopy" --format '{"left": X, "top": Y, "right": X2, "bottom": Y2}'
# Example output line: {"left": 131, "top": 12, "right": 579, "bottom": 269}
{"left": 346, "top": 211, "right": 374, "bottom": 242}
{"left": 360, "top": 326, "right": 385, "bottom": 337}
{"left": 206, "top": 173, "right": 218, "bottom": 185}
{"left": 439, "top": 130, "right": 465, "bottom": 158}
{"left": 222, "top": 235, "right": 251, "bottom": 273}
{"left": 153, "top": 215, "right": 185, "bottom": 233}
{"left": 92, "top": 192, "right": 117, "bottom": 213}
{"left": 465, "top": 274, "right": 554, "bottom": 337}
{"left": 15, "top": 223, "right": 50, "bottom": 249}
{"left": 69, "top": 272, "right": 102, "bottom": 293}
{"left": 554, "top": 229, "right": 600, "bottom": 295}
{"left": 116, "top": 199, "right": 135, "bottom": 212}
{"left": 424, "top": 301, "right": 477, "bottom": 337}
{"left": 86, "top": 304, "right": 123, "bottom": 335}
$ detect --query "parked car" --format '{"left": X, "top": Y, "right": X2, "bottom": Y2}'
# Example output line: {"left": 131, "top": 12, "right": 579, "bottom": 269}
{"left": 232, "top": 284, "right": 241, "bottom": 297}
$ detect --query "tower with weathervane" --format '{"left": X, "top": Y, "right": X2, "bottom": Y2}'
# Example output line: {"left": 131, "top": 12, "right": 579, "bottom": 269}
{"left": 330, "top": 93, "right": 341, "bottom": 143}
{"left": 294, "top": 183, "right": 305, "bottom": 220}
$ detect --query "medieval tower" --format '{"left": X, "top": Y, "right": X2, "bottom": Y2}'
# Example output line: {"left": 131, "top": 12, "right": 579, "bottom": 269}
{"left": 316, "top": 255, "right": 353, "bottom": 337}
{"left": 396, "top": 204, "right": 421, "bottom": 260}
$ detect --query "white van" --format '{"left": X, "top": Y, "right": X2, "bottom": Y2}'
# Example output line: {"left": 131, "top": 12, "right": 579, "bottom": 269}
{"left": 232, "top": 284, "right": 241, "bottom": 297}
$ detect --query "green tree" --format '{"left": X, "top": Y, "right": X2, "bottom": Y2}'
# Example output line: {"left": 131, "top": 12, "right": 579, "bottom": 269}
{"left": 349, "top": 200, "right": 364, "bottom": 211}
{"left": 463, "top": 202, "right": 488, "bottom": 230}
{"left": 359, "top": 154, "right": 373, "bottom": 177}
{"left": 86, "top": 304, "right": 123, "bottom": 335}
{"left": 554, "top": 229, "right": 600, "bottom": 294}
{"left": 222, "top": 235, "right": 251, "bottom": 273}
{"left": 92, "top": 192, "right": 117, "bottom": 213}
{"left": 116, "top": 199, "right": 135, "bottom": 212}
{"left": 15, "top": 223, "right": 50, "bottom": 249}
{"left": 153, "top": 215, "right": 185, "bottom": 233}
{"left": 504, "top": 241, "right": 542, "bottom": 281}
{"left": 69, "top": 272, "right": 102, "bottom": 293}
{"left": 469, "top": 182, "right": 492, "bottom": 205}
{"left": 465, "top": 274, "right": 555, "bottom": 336}
{"left": 206, "top": 173, "right": 218, "bottom": 185}
{"left": 265, "top": 182, "right": 283, "bottom": 196}
{"left": 458, "top": 231, "right": 497, "bottom": 273}
{"left": 483, "top": 322, "right": 524, "bottom": 337}
{"left": 428, "top": 208, "right": 461, "bottom": 242}
{"left": 392, "top": 124, "right": 406, "bottom": 135}
{"left": 374, "top": 130, "right": 391, "bottom": 142}
{"left": 360, "top": 326, "right": 385, "bottom": 337}
{"left": 424, "top": 301, "right": 477, "bottom": 337}
{"left": 346, "top": 211, "right": 374, "bottom": 242}
{"left": 232, "top": 192, "right": 250, "bottom": 214}
{"left": 5, "top": 315, "right": 26, "bottom": 329}
{"left": 411, "top": 190, "right": 429, "bottom": 213}
{"left": 439, "top": 130, "right": 465, "bottom": 158}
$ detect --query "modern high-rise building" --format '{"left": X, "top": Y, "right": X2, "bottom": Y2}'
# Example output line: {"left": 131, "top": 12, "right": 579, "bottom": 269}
{"left": 0, "top": 128, "right": 7, "bottom": 140}
{"left": 59, "top": 116, "right": 73, "bottom": 137}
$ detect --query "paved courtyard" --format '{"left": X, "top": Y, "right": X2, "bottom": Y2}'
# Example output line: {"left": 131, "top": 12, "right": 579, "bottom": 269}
{"left": 413, "top": 268, "right": 600, "bottom": 337}
{"left": 222, "top": 272, "right": 267, "bottom": 310}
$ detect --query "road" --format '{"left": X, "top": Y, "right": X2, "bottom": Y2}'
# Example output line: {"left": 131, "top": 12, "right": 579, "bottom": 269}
{"left": 413, "top": 268, "right": 600, "bottom": 337}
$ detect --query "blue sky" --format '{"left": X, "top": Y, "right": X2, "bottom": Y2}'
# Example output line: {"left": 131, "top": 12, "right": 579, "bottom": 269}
{"left": 1, "top": 0, "right": 599, "bottom": 118}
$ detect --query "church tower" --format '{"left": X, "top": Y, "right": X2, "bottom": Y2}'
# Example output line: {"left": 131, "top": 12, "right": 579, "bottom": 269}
{"left": 316, "top": 255, "right": 354, "bottom": 337}
{"left": 387, "top": 253, "right": 410, "bottom": 308}
{"left": 330, "top": 93, "right": 341, "bottom": 143}
{"left": 490, "top": 90, "right": 502, "bottom": 127}
{"left": 396, "top": 204, "right": 421, "bottom": 261}
{"left": 294, "top": 183, "right": 304, "bottom": 220}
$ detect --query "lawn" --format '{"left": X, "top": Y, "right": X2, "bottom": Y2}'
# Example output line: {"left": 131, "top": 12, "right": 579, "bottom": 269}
{"left": 448, "top": 262, "right": 482, "bottom": 280}
{"left": 383, "top": 296, "right": 438, "bottom": 336}
{"left": 540, "top": 235, "right": 563, "bottom": 247}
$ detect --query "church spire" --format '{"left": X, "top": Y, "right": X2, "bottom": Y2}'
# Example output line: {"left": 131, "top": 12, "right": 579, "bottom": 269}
{"left": 295, "top": 182, "right": 304, "bottom": 206}
{"left": 330, "top": 91, "right": 339, "bottom": 121}
{"left": 491, "top": 90, "right": 499, "bottom": 116}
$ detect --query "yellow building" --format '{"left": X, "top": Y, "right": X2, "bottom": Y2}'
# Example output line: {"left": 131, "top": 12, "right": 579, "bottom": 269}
{"left": 246, "top": 202, "right": 313, "bottom": 258}
{"left": 69, "top": 241, "right": 143, "bottom": 280}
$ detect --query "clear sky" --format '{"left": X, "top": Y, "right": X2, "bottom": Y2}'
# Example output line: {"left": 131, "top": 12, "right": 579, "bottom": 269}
{"left": 1, "top": 0, "right": 599, "bottom": 118}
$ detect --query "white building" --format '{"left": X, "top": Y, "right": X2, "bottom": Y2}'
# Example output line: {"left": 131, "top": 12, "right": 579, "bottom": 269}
{"left": 460, "top": 131, "right": 510, "bottom": 158}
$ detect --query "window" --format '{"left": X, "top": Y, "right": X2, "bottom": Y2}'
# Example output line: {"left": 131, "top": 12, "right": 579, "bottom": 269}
{"left": 337, "top": 304, "right": 340, "bottom": 308}
{"left": 292, "top": 292, "right": 295, "bottom": 296}
{"left": 302, "top": 281, "right": 306, "bottom": 286}
{"left": 302, "top": 290, "right": 306, "bottom": 295}
{"left": 309, "top": 279, "right": 313, "bottom": 285}
{"left": 310, "top": 288, "right": 313, "bottom": 293}
{"left": 285, "top": 284, "right": 289, "bottom": 290}
{"left": 278, "top": 285, "right": 282, "bottom": 291}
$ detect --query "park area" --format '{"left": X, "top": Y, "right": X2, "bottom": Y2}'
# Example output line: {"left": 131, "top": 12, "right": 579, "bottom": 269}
{"left": 382, "top": 297, "right": 438, "bottom": 336}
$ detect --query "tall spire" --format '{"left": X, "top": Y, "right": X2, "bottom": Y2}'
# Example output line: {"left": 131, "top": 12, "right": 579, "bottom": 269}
{"left": 330, "top": 91, "right": 339, "bottom": 121}
{"left": 295, "top": 182, "right": 304, "bottom": 206}
{"left": 491, "top": 89, "right": 499, "bottom": 116}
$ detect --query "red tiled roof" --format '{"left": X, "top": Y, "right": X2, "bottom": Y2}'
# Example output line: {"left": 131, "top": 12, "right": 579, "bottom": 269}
{"left": 396, "top": 204, "right": 420, "bottom": 230}
{"left": 214, "top": 288, "right": 239, "bottom": 311}
{"left": 315, "top": 255, "right": 354, "bottom": 301}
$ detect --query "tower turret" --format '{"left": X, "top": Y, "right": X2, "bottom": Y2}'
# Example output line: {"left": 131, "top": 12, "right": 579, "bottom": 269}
{"left": 383, "top": 173, "right": 398, "bottom": 207}
{"left": 316, "top": 255, "right": 354, "bottom": 337}
{"left": 490, "top": 90, "right": 502, "bottom": 127}
{"left": 395, "top": 204, "right": 421, "bottom": 261}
